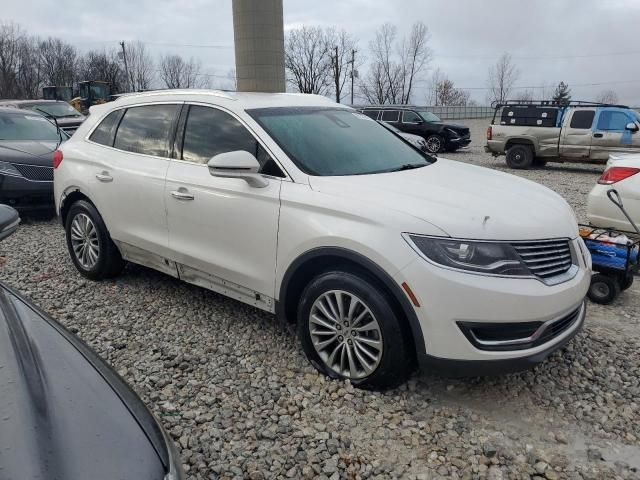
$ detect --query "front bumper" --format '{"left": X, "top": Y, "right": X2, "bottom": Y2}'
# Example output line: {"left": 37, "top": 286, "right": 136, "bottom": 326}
{"left": 419, "top": 301, "right": 585, "bottom": 376}
{"left": 0, "top": 174, "right": 54, "bottom": 212}
{"left": 446, "top": 136, "right": 471, "bottom": 149}
{"left": 395, "top": 237, "right": 590, "bottom": 368}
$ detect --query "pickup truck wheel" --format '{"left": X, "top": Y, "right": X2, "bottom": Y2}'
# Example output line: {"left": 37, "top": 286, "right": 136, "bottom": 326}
{"left": 425, "top": 135, "right": 444, "bottom": 154}
{"left": 297, "top": 271, "right": 411, "bottom": 390}
{"left": 65, "top": 200, "right": 125, "bottom": 280}
{"left": 506, "top": 145, "right": 534, "bottom": 169}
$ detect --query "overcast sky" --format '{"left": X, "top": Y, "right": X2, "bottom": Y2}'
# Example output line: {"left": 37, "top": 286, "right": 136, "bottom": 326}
{"left": 4, "top": 0, "right": 640, "bottom": 104}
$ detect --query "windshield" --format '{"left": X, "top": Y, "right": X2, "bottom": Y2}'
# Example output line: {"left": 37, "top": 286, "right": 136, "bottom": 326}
{"left": 248, "top": 107, "right": 433, "bottom": 176}
{"left": 25, "top": 102, "right": 80, "bottom": 118}
{"left": 0, "top": 112, "right": 61, "bottom": 141}
{"left": 418, "top": 111, "right": 441, "bottom": 123}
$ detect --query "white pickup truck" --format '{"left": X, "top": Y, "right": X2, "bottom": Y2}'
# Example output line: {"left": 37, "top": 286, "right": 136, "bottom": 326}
{"left": 486, "top": 101, "right": 640, "bottom": 169}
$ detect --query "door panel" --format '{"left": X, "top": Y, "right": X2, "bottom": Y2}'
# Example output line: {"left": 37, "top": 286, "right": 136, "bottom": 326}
{"left": 165, "top": 161, "right": 281, "bottom": 297}
{"left": 559, "top": 109, "right": 595, "bottom": 158}
{"left": 590, "top": 109, "right": 640, "bottom": 160}
{"left": 86, "top": 103, "right": 181, "bottom": 257}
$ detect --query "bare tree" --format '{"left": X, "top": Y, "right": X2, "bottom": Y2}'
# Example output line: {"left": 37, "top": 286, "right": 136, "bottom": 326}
{"left": 398, "top": 21, "right": 431, "bottom": 104}
{"left": 15, "top": 36, "right": 41, "bottom": 98}
{"left": 360, "top": 22, "right": 431, "bottom": 105}
{"left": 427, "top": 68, "right": 469, "bottom": 106}
{"left": 0, "top": 23, "right": 25, "bottom": 98}
{"left": 78, "top": 49, "right": 125, "bottom": 93}
{"left": 285, "top": 26, "right": 332, "bottom": 95}
{"left": 517, "top": 89, "right": 535, "bottom": 103}
{"left": 39, "top": 37, "right": 77, "bottom": 87}
{"left": 596, "top": 89, "right": 619, "bottom": 104}
{"left": 326, "top": 28, "right": 358, "bottom": 103}
{"left": 486, "top": 52, "right": 519, "bottom": 105}
{"left": 159, "top": 54, "right": 205, "bottom": 89}
{"left": 125, "top": 41, "right": 154, "bottom": 91}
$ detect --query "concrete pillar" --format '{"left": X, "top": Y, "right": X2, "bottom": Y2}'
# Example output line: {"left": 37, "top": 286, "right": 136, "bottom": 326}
{"left": 232, "top": 0, "right": 286, "bottom": 93}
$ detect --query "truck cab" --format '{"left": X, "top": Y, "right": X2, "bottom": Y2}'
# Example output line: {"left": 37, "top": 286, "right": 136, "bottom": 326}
{"left": 486, "top": 101, "right": 640, "bottom": 169}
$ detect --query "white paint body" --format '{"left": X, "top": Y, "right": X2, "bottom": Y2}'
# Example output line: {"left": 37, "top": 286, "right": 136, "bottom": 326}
{"left": 587, "top": 154, "right": 640, "bottom": 232}
{"left": 55, "top": 90, "right": 590, "bottom": 364}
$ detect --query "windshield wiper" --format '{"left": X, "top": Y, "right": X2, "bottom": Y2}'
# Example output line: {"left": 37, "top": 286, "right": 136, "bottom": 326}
{"left": 389, "top": 163, "right": 427, "bottom": 172}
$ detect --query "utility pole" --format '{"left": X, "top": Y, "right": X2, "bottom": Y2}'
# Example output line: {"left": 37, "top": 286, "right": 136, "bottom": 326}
{"left": 349, "top": 49, "right": 356, "bottom": 105}
{"left": 119, "top": 41, "right": 132, "bottom": 92}
{"left": 334, "top": 46, "right": 339, "bottom": 103}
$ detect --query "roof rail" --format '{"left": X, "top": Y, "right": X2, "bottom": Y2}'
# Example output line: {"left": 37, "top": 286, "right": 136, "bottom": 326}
{"left": 113, "top": 89, "right": 237, "bottom": 102}
{"left": 492, "top": 100, "right": 630, "bottom": 109}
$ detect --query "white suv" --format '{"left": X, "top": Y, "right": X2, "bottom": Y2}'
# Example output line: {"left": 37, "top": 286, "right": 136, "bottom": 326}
{"left": 54, "top": 90, "right": 591, "bottom": 389}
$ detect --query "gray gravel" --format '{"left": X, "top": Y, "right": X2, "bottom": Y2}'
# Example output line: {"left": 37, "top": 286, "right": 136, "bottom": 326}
{"left": 1, "top": 120, "right": 639, "bottom": 479}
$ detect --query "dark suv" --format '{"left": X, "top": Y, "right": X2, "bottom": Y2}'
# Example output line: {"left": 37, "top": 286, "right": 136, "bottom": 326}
{"left": 360, "top": 106, "right": 471, "bottom": 154}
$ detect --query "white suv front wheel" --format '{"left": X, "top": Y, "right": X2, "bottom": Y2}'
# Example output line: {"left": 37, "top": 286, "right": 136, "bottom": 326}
{"left": 297, "top": 270, "right": 412, "bottom": 390}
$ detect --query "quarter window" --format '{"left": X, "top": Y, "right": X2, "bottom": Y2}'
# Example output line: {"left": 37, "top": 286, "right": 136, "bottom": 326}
{"left": 181, "top": 105, "right": 284, "bottom": 177}
{"left": 89, "top": 110, "right": 122, "bottom": 146}
{"left": 597, "top": 111, "right": 632, "bottom": 131}
{"left": 402, "top": 110, "right": 422, "bottom": 123}
{"left": 113, "top": 104, "right": 179, "bottom": 157}
{"left": 569, "top": 110, "right": 595, "bottom": 129}
{"left": 381, "top": 110, "right": 400, "bottom": 122}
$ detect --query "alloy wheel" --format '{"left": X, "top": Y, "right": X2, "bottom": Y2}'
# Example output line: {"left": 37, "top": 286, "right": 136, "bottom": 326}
{"left": 309, "top": 290, "right": 383, "bottom": 379}
{"left": 426, "top": 136, "right": 441, "bottom": 153}
{"left": 70, "top": 213, "right": 100, "bottom": 269}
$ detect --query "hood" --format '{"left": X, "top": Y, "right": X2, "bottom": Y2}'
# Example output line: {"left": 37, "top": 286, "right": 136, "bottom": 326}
{"left": 440, "top": 122, "right": 469, "bottom": 133}
{"left": 309, "top": 158, "right": 578, "bottom": 241}
{"left": 0, "top": 284, "right": 172, "bottom": 480}
{"left": 0, "top": 141, "right": 60, "bottom": 166}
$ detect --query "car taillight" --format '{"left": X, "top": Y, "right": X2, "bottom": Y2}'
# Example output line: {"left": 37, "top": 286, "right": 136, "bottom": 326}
{"left": 53, "top": 150, "right": 63, "bottom": 169}
{"left": 486, "top": 126, "right": 492, "bottom": 140}
{"left": 597, "top": 166, "right": 640, "bottom": 184}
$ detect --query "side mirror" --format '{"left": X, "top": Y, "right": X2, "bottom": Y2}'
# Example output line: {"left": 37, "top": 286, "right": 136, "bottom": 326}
{"left": 626, "top": 122, "right": 639, "bottom": 132}
{"left": 207, "top": 150, "right": 269, "bottom": 188}
{"left": 0, "top": 205, "right": 20, "bottom": 242}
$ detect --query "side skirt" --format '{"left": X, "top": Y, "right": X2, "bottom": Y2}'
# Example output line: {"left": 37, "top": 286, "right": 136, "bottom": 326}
{"left": 115, "top": 241, "right": 275, "bottom": 313}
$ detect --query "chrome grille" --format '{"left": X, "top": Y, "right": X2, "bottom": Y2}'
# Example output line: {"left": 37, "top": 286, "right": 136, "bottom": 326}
{"left": 512, "top": 239, "right": 572, "bottom": 278}
{"left": 11, "top": 163, "right": 53, "bottom": 182}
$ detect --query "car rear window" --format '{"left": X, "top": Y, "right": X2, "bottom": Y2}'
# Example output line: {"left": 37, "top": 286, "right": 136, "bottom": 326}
{"left": 89, "top": 110, "right": 123, "bottom": 146}
{"left": 569, "top": 110, "right": 595, "bottom": 129}
{"left": 114, "top": 104, "right": 179, "bottom": 157}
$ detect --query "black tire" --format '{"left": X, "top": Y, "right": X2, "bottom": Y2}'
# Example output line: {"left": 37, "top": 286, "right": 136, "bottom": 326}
{"left": 65, "top": 200, "right": 125, "bottom": 280}
{"left": 297, "top": 270, "right": 412, "bottom": 390}
{"left": 621, "top": 272, "right": 634, "bottom": 291}
{"left": 425, "top": 134, "right": 444, "bottom": 154}
{"left": 587, "top": 273, "right": 620, "bottom": 305}
{"left": 505, "top": 144, "right": 534, "bottom": 169}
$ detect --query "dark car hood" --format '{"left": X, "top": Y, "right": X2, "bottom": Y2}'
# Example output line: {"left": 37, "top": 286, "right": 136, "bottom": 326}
{"left": 0, "top": 141, "right": 61, "bottom": 166}
{"left": 438, "top": 122, "right": 469, "bottom": 132}
{"left": 0, "top": 283, "right": 170, "bottom": 480}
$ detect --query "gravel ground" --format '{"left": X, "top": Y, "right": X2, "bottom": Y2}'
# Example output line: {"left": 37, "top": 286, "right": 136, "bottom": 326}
{"left": 1, "top": 119, "right": 639, "bottom": 480}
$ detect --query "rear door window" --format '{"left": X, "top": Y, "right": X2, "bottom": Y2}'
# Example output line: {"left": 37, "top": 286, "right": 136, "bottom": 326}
{"left": 597, "top": 110, "right": 632, "bottom": 131}
{"left": 181, "top": 105, "right": 284, "bottom": 177}
{"left": 569, "top": 110, "right": 595, "bottom": 129}
{"left": 89, "top": 110, "right": 123, "bottom": 146}
{"left": 113, "top": 104, "right": 179, "bottom": 157}
{"left": 381, "top": 110, "right": 400, "bottom": 122}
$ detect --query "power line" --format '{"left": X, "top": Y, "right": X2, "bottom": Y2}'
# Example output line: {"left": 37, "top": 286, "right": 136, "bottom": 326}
{"left": 414, "top": 78, "right": 640, "bottom": 90}
{"left": 432, "top": 50, "right": 640, "bottom": 60}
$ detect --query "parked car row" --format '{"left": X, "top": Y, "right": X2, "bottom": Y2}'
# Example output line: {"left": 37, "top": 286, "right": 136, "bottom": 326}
{"left": 52, "top": 90, "right": 589, "bottom": 389}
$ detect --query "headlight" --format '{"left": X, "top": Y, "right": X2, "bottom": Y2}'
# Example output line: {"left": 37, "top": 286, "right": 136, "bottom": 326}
{"left": 0, "top": 161, "right": 22, "bottom": 177}
{"left": 405, "top": 234, "right": 530, "bottom": 276}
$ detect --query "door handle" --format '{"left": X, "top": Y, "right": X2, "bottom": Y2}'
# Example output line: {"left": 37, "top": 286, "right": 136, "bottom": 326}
{"left": 95, "top": 171, "right": 113, "bottom": 182}
{"left": 170, "top": 188, "right": 194, "bottom": 201}
{"left": 593, "top": 133, "right": 604, "bottom": 138}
